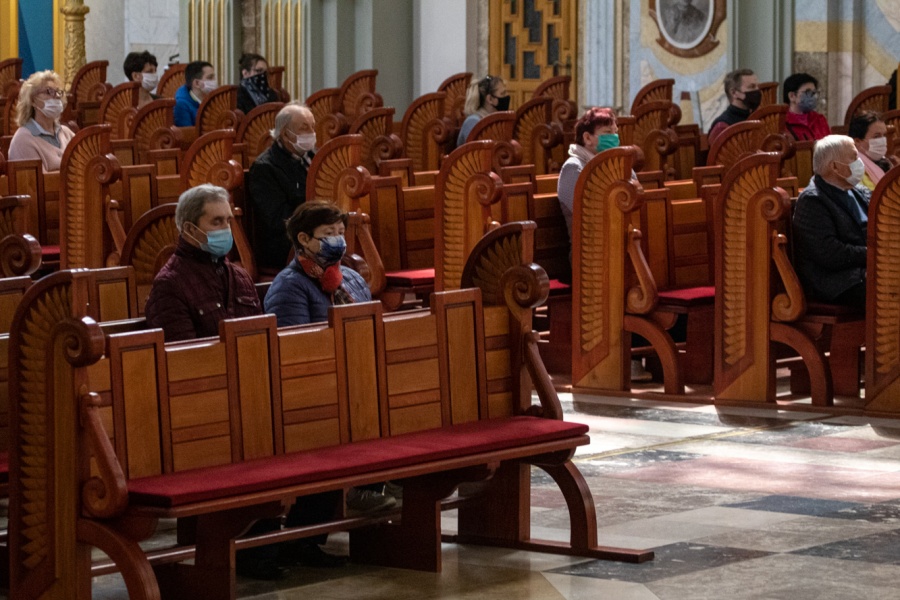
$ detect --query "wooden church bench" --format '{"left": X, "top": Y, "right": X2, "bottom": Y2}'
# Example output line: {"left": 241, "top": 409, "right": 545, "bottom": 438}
{"left": 0, "top": 194, "right": 42, "bottom": 277}
{"left": 7, "top": 233, "right": 651, "bottom": 600}
{"left": 5, "top": 158, "right": 61, "bottom": 269}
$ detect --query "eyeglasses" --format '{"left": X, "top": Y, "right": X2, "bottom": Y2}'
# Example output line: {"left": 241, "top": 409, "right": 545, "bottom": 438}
{"left": 36, "top": 88, "right": 64, "bottom": 99}
{"left": 802, "top": 90, "right": 820, "bottom": 98}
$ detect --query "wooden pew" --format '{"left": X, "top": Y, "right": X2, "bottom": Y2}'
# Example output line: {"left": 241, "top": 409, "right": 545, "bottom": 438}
{"left": 438, "top": 71, "right": 472, "bottom": 129}
{"left": 158, "top": 63, "right": 187, "bottom": 99}
{"left": 266, "top": 66, "right": 291, "bottom": 102}
{"left": 5, "top": 158, "right": 61, "bottom": 268}
{"left": 630, "top": 79, "right": 675, "bottom": 113}
{"left": 713, "top": 152, "right": 864, "bottom": 407}
{"left": 400, "top": 91, "right": 452, "bottom": 173}
{"left": 835, "top": 85, "right": 891, "bottom": 135}
{"left": 532, "top": 75, "right": 577, "bottom": 171}
{"left": 7, "top": 244, "right": 650, "bottom": 599}
{"left": 758, "top": 81, "right": 780, "bottom": 108}
{"left": 0, "top": 195, "right": 42, "bottom": 277}
{"left": 99, "top": 81, "right": 142, "bottom": 140}
{"left": 305, "top": 86, "right": 341, "bottom": 147}
{"left": 348, "top": 107, "right": 404, "bottom": 175}
{"left": 619, "top": 100, "right": 680, "bottom": 178}
{"left": 0, "top": 58, "right": 22, "bottom": 138}
{"left": 513, "top": 97, "right": 563, "bottom": 174}
{"left": 1, "top": 80, "right": 19, "bottom": 151}
{"left": 68, "top": 60, "right": 111, "bottom": 128}
{"left": 233, "top": 102, "right": 282, "bottom": 169}
{"left": 196, "top": 85, "right": 243, "bottom": 136}
{"left": 129, "top": 98, "right": 185, "bottom": 176}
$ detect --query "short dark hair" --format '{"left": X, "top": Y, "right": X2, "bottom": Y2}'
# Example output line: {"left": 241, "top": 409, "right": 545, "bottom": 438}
{"left": 782, "top": 73, "right": 818, "bottom": 104}
{"left": 848, "top": 110, "right": 882, "bottom": 141}
{"left": 724, "top": 68, "right": 755, "bottom": 99}
{"left": 185, "top": 60, "right": 213, "bottom": 87}
{"left": 574, "top": 107, "right": 617, "bottom": 147}
{"left": 123, "top": 50, "right": 157, "bottom": 81}
{"left": 286, "top": 201, "right": 348, "bottom": 249}
{"left": 239, "top": 53, "right": 266, "bottom": 74}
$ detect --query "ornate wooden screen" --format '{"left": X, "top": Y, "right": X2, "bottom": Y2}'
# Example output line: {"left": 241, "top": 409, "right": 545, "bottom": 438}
{"left": 489, "top": 0, "right": 578, "bottom": 109}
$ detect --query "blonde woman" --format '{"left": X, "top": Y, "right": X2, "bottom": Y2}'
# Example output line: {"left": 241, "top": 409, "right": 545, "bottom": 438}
{"left": 8, "top": 70, "right": 75, "bottom": 172}
{"left": 455, "top": 74, "right": 510, "bottom": 147}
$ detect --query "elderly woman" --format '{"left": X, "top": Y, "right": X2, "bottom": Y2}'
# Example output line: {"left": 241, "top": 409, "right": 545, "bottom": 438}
{"left": 849, "top": 111, "right": 895, "bottom": 191}
{"left": 455, "top": 74, "right": 510, "bottom": 147}
{"left": 7, "top": 70, "right": 75, "bottom": 172}
{"left": 236, "top": 53, "right": 279, "bottom": 115}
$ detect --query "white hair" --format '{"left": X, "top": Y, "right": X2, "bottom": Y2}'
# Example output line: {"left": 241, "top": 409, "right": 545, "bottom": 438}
{"left": 813, "top": 135, "right": 854, "bottom": 176}
{"left": 269, "top": 101, "right": 312, "bottom": 139}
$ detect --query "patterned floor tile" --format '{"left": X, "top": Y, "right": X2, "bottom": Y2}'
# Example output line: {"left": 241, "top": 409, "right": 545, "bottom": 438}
{"left": 791, "top": 529, "right": 900, "bottom": 564}
{"left": 725, "top": 495, "right": 863, "bottom": 517}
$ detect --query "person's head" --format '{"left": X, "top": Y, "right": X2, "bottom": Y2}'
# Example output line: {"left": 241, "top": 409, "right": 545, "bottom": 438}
{"left": 271, "top": 102, "right": 316, "bottom": 157}
{"left": 573, "top": 107, "right": 619, "bottom": 154}
{"left": 464, "top": 75, "right": 509, "bottom": 115}
{"left": 813, "top": 134, "right": 863, "bottom": 191}
{"left": 175, "top": 184, "right": 234, "bottom": 257}
{"left": 239, "top": 53, "right": 268, "bottom": 80}
{"left": 286, "top": 201, "right": 348, "bottom": 266}
{"left": 185, "top": 60, "right": 216, "bottom": 99}
{"left": 783, "top": 73, "right": 819, "bottom": 114}
{"left": 16, "top": 70, "right": 66, "bottom": 127}
{"left": 849, "top": 111, "right": 889, "bottom": 162}
{"left": 724, "top": 68, "right": 760, "bottom": 111}
{"left": 124, "top": 50, "right": 159, "bottom": 92}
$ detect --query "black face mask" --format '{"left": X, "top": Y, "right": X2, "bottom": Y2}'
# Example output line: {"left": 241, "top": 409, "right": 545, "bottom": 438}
{"left": 741, "top": 89, "right": 762, "bottom": 111}
{"left": 494, "top": 95, "right": 511, "bottom": 111}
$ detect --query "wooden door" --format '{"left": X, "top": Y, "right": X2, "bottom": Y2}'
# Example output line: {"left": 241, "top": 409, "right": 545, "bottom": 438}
{"left": 489, "top": 0, "right": 578, "bottom": 110}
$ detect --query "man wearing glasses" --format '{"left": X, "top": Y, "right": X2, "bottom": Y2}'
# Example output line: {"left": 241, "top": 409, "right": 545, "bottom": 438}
{"left": 8, "top": 70, "right": 75, "bottom": 172}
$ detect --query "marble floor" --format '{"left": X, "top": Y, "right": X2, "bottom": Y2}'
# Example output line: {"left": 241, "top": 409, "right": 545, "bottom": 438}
{"left": 31, "top": 391, "right": 900, "bottom": 599}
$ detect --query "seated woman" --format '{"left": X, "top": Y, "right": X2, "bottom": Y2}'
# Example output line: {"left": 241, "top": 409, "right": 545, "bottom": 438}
{"left": 849, "top": 111, "right": 895, "bottom": 191}
{"left": 455, "top": 74, "right": 510, "bottom": 147}
{"left": 236, "top": 53, "right": 279, "bottom": 114}
{"left": 7, "top": 70, "right": 75, "bottom": 172}
{"left": 783, "top": 72, "right": 831, "bottom": 141}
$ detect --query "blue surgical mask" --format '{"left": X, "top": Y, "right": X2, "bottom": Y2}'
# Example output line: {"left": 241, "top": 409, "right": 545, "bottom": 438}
{"left": 596, "top": 133, "right": 620, "bottom": 153}
{"left": 313, "top": 235, "right": 346, "bottom": 265}
{"left": 188, "top": 224, "right": 233, "bottom": 258}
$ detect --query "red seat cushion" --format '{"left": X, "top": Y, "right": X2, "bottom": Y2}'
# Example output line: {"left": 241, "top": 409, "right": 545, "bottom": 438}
{"left": 548, "top": 279, "right": 571, "bottom": 294}
{"left": 657, "top": 286, "right": 715, "bottom": 307}
{"left": 41, "top": 245, "right": 60, "bottom": 257}
{"left": 385, "top": 268, "right": 435, "bottom": 288}
{"left": 0, "top": 450, "right": 7, "bottom": 480}
{"left": 806, "top": 302, "right": 863, "bottom": 319}
{"left": 128, "top": 416, "right": 588, "bottom": 508}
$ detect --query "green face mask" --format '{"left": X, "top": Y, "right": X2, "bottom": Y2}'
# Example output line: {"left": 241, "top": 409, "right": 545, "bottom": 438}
{"left": 596, "top": 133, "right": 620, "bottom": 153}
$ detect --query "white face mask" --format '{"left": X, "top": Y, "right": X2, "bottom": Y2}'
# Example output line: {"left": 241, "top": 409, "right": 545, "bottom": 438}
{"left": 201, "top": 79, "right": 218, "bottom": 94}
{"left": 288, "top": 131, "right": 316, "bottom": 154}
{"left": 842, "top": 157, "right": 866, "bottom": 187}
{"left": 140, "top": 72, "right": 159, "bottom": 92}
{"left": 37, "top": 98, "right": 64, "bottom": 120}
{"left": 866, "top": 137, "right": 888, "bottom": 162}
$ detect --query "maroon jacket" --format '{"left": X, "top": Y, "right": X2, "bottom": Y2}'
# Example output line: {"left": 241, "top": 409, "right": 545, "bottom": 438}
{"left": 145, "top": 237, "right": 261, "bottom": 342}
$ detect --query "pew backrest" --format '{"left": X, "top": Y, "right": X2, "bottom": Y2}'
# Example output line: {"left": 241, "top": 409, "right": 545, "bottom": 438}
{"left": 158, "top": 64, "right": 187, "bottom": 99}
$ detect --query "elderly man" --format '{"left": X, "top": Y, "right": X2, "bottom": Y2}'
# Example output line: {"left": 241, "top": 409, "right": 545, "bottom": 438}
{"left": 708, "top": 68, "right": 761, "bottom": 143}
{"left": 247, "top": 101, "right": 317, "bottom": 271}
{"left": 144, "top": 184, "right": 261, "bottom": 342}
{"left": 792, "top": 135, "right": 870, "bottom": 310}
{"left": 173, "top": 60, "right": 217, "bottom": 127}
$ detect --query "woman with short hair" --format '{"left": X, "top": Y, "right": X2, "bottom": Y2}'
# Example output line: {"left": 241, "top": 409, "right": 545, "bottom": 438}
{"left": 848, "top": 111, "right": 895, "bottom": 191}
{"left": 7, "top": 70, "right": 75, "bottom": 172}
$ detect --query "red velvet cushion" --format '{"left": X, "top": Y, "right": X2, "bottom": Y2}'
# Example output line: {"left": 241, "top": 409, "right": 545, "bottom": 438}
{"left": 658, "top": 286, "right": 715, "bottom": 307}
{"left": 41, "top": 245, "right": 60, "bottom": 257}
{"left": 385, "top": 268, "right": 435, "bottom": 287}
{"left": 549, "top": 279, "right": 571, "bottom": 293}
{"left": 128, "top": 416, "right": 588, "bottom": 508}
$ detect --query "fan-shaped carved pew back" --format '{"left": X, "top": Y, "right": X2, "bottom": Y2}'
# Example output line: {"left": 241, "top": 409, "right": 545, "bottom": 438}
{"left": 466, "top": 111, "right": 522, "bottom": 170}
{"left": 630, "top": 79, "right": 674, "bottom": 114}
{"left": 881, "top": 109, "right": 900, "bottom": 160}
{"left": 401, "top": 91, "right": 452, "bottom": 172}
{"left": 349, "top": 107, "right": 403, "bottom": 175}
{"left": 59, "top": 124, "right": 122, "bottom": 269}
{"left": 843, "top": 85, "right": 891, "bottom": 130}
{"left": 266, "top": 66, "right": 291, "bottom": 102}
{"left": 68, "top": 60, "right": 111, "bottom": 128}
{"left": 434, "top": 140, "right": 504, "bottom": 291}
{"left": 306, "top": 134, "right": 372, "bottom": 213}
{"left": 0, "top": 58, "right": 22, "bottom": 137}
{"left": 438, "top": 71, "right": 473, "bottom": 126}
{"left": 513, "top": 97, "right": 563, "bottom": 175}
{"left": 336, "top": 69, "right": 383, "bottom": 121}
{"left": 713, "top": 152, "right": 792, "bottom": 402}
{"left": 0, "top": 195, "right": 42, "bottom": 277}
{"left": 157, "top": 63, "right": 187, "bottom": 99}
{"left": 2, "top": 80, "right": 20, "bottom": 139}
{"left": 706, "top": 120, "right": 767, "bottom": 171}
{"left": 99, "top": 81, "right": 141, "bottom": 139}
{"left": 180, "top": 129, "right": 244, "bottom": 193}
{"left": 196, "top": 85, "right": 243, "bottom": 135}
{"left": 306, "top": 87, "right": 341, "bottom": 147}
{"left": 120, "top": 202, "right": 179, "bottom": 313}
{"left": 865, "top": 165, "right": 900, "bottom": 412}
{"left": 128, "top": 98, "right": 183, "bottom": 167}
{"left": 758, "top": 82, "right": 779, "bottom": 108}
{"left": 235, "top": 102, "right": 282, "bottom": 168}
{"left": 749, "top": 104, "right": 795, "bottom": 162}
{"left": 619, "top": 100, "right": 680, "bottom": 176}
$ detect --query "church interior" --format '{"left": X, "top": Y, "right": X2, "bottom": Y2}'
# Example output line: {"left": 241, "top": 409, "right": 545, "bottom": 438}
{"left": 2, "top": 1, "right": 900, "bottom": 598}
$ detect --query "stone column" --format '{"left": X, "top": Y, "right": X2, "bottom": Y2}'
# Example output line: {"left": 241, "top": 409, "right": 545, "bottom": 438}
{"left": 60, "top": 0, "right": 90, "bottom": 90}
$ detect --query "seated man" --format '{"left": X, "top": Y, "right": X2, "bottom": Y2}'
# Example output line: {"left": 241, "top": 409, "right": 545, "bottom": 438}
{"left": 792, "top": 135, "right": 870, "bottom": 310}
{"left": 783, "top": 72, "right": 831, "bottom": 141}
{"left": 248, "top": 102, "right": 317, "bottom": 271}
{"left": 173, "top": 60, "right": 217, "bottom": 127}
{"left": 123, "top": 50, "right": 158, "bottom": 108}
{"left": 145, "top": 184, "right": 260, "bottom": 342}
{"left": 708, "top": 68, "right": 760, "bottom": 143}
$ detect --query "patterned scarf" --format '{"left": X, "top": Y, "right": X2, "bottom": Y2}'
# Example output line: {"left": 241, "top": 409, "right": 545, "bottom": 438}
{"left": 241, "top": 72, "right": 270, "bottom": 107}
{"left": 298, "top": 257, "right": 354, "bottom": 305}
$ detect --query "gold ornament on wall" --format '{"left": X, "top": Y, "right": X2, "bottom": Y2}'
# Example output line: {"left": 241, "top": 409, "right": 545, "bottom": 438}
{"left": 649, "top": 0, "right": 726, "bottom": 58}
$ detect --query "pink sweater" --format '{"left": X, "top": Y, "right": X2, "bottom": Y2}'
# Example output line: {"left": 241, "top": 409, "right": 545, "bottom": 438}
{"left": 7, "top": 121, "right": 76, "bottom": 172}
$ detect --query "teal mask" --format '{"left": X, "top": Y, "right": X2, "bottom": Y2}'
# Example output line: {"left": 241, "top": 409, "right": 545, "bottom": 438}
{"left": 596, "top": 133, "right": 620, "bottom": 153}
{"left": 191, "top": 226, "right": 234, "bottom": 258}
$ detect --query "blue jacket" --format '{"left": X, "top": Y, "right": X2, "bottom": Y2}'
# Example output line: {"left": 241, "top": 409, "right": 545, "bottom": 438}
{"left": 264, "top": 260, "right": 371, "bottom": 326}
{"left": 173, "top": 85, "right": 200, "bottom": 127}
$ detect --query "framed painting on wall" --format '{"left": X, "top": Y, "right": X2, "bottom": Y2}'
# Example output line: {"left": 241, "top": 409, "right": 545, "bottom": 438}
{"left": 649, "top": 0, "right": 726, "bottom": 58}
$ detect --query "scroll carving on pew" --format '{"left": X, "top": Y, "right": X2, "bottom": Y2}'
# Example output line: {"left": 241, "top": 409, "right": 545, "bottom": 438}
{"left": 749, "top": 104, "right": 796, "bottom": 161}
{"left": 99, "top": 81, "right": 141, "bottom": 140}
{"left": 60, "top": 123, "right": 123, "bottom": 269}
{"left": 706, "top": 120, "right": 766, "bottom": 170}
{"left": 2, "top": 80, "right": 21, "bottom": 139}
{"left": 336, "top": 69, "right": 383, "bottom": 121}
{"left": 119, "top": 203, "right": 179, "bottom": 313}
{"left": 438, "top": 71, "right": 473, "bottom": 126}
{"left": 513, "top": 97, "right": 562, "bottom": 174}
{"left": 401, "top": 91, "right": 452, "bottom": 172}
{"left": 619, "top": 100, "right": 679, "bottom": 177}
{"left": 180, "top": 129, "right": 244, "bottom": 192}
{"left": 532, "top": 76, "right": 578, "bottom": 125}
{"left": 0, "top": 194, "right": 42, "bottom": 277}
{"left": 129, "top": 98, "right": 183, "bottom": 166}
{"left": 157, "top": 63, "right": 186, "bottom": 99}
{"left": 235, "top": 102, "right": 283, "bottom": 168}
{"left": 630, "top": 79, "right": 674, "bottom": 113}
{"left": 466, "top": 110, "right": 522, "bottom": 169}
{"left": 305, "top": 87, "right": 341, "bottom": 146}
{"left": 306, "top": 134, "right": 373, "bottom": 213}
{"left": 842, "top": 85, "right": 891, "bottom": 130}
{"left": 758, "top": 82, "right": 779, "bottom": 108}
{"left": 69, "top": 60, "right": 111, "bottom": 127}
{"left": 435, "top": 140, "right": 504, "bottom": 291}
{"left": 196, "top": 85, "right": 243, "bottom": 135}
{"left": 349, "top": 107, "right": 404, "bottom": 175}
{"left": 865, "top": 164, "right": 900, "bottom": 412}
